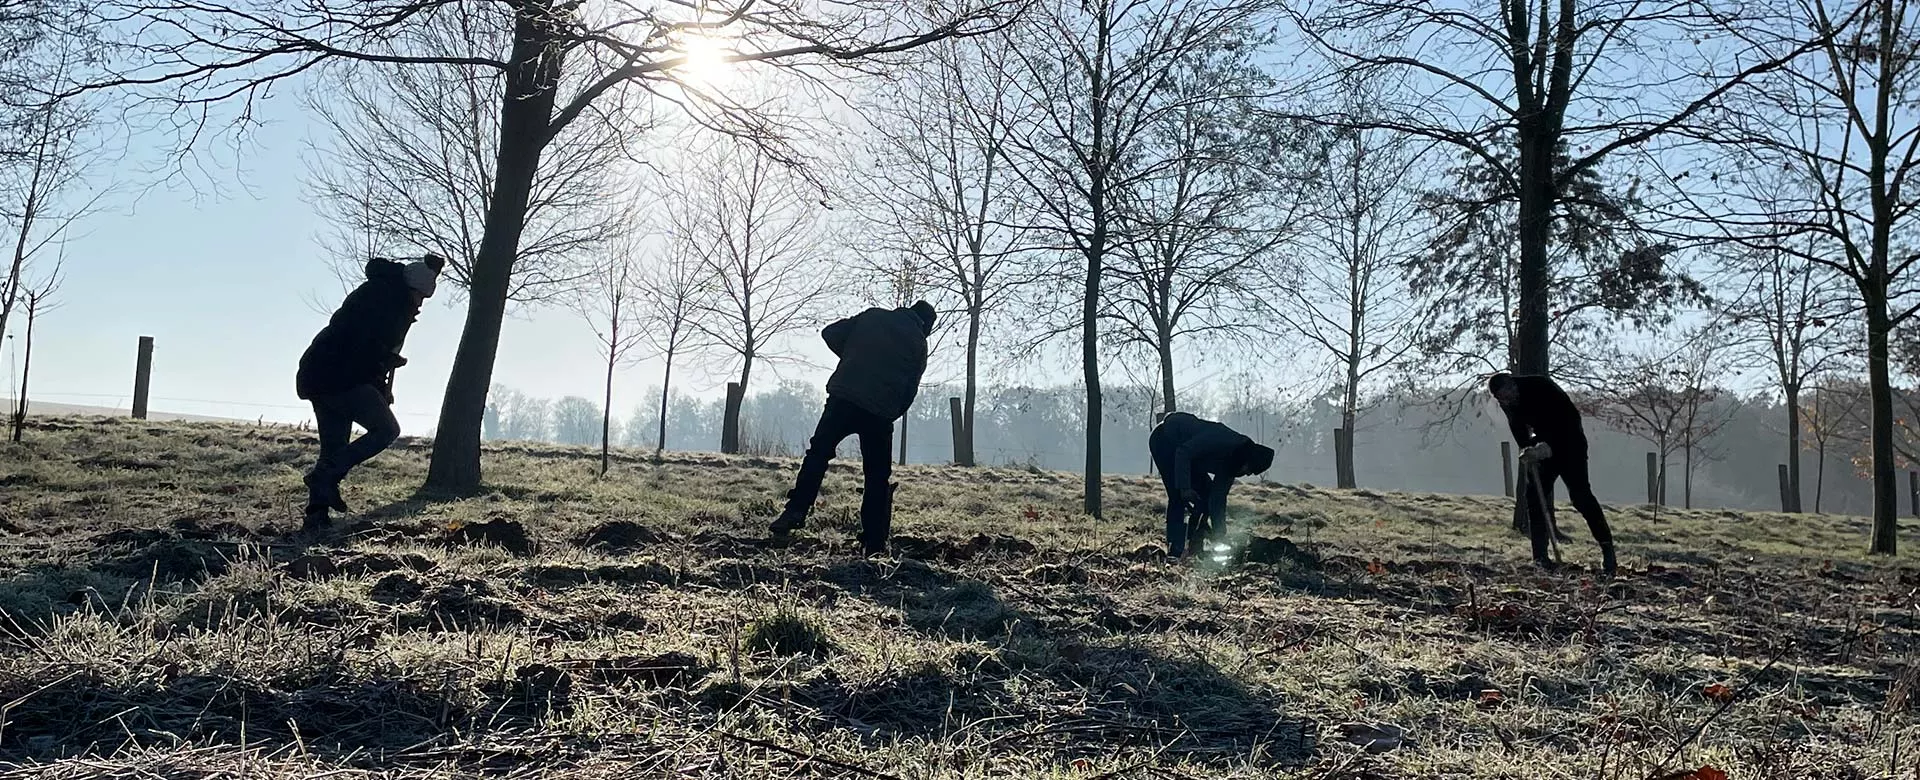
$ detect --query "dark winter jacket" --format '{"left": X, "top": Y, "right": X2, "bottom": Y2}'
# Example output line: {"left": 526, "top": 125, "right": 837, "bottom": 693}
{"left": 296, "top": 259, "right": 420, "bottom": 400}
{"left": 1497, "top": 374, "right": 1590, "bottom": 454}
{"left": 1151, "top": 412, "right": 1269, "bottom": 525}
{"left": 823, "top": 306, "right": 931, "bottom": 421}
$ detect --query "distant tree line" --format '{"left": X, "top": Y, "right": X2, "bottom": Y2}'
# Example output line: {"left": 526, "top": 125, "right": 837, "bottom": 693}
{"left": 482, "top": 379, "right": 1893, "bottom": 515}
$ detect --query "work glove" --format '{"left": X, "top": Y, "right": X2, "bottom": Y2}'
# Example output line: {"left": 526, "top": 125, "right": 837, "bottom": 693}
{"left": 1521, "top": 442, "right": 1553, "bottom": 463}
{"left": 1181, "top": 488, "right": 1201, "bottom": 507}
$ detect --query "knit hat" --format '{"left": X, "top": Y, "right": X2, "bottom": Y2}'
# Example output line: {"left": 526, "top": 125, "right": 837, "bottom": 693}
{"left": 910, "top": 300, "right": 936, "bottom": 332}
{"left": 404, "top": 255, "right": 442, "bottom": 298}
{"left": 1240, "top": 442, "right": 1275, "bottom": 476}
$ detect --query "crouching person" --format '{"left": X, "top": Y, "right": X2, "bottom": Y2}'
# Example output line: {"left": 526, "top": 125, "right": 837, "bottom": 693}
{"left": 769, "top": 301, "right": 935, "bottom": 555}
{"left": 295, "top": 254, "right": 442, "bottom": 530}
{"left": 1148, "top": 412, "right": 1275, "bottom": 560}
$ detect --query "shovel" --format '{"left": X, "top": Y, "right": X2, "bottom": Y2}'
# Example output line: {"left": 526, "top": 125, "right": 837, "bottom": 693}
{"left": 1522, "top": 456, "right": 1564, "bottom": 566}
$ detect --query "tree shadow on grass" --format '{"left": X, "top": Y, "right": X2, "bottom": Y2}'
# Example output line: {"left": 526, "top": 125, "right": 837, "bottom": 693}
{"left": 0, "top": 659, "right": 560, "bottom": 769}
{"left": 788, "top": 557, "right": 1316, "bottom": 770}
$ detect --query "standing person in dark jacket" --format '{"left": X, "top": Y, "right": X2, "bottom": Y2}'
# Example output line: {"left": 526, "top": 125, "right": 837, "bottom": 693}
{"left": 1149, "top": 412, "right": 1275, "bottom": 559}
{"left": 1489, "top": 372, "right": 1617, "bottom": 576}
{"left": 769, "top": 301, "right": 935, "bottom": 555}
{"left": 296, "top": 254, "right": 443, "bottom": 529}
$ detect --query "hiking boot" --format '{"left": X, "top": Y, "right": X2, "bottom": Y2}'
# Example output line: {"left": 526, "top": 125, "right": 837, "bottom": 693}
{"left": 769, "top": 509, "right": 806, "bottom": 536}
{"left": 1533, "top": 557, "right": 1561, "bottom": 573}
{"left": 304, "top": 470, "right": 350, "bottom": 513}
{"left": 1600, "top": 544, "right": 1618, "bottom": 578}
{"left": 303, "top": 504, "right": 332, "bottom": 533}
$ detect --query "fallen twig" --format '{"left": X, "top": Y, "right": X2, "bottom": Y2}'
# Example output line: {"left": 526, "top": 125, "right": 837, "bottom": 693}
{"left": 716, "top": 729, "right": 904, "bottom": 780}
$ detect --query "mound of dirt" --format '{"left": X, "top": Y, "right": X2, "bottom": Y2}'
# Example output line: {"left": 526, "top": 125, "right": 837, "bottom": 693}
{"left": 451, "top": 519, "right": 534, "bottom": 555}
{"left": 577, "top": 520, "right": 670, "bottom": 552}
{"left": 339, "top": 552, "right": 437, "bottom": 577}
{"left": 285, "top": 555, "right": 337, "bottom": 580}
{"left": 1238, "top": 535, "right": 1318, "bottom": 567}
{"left": 891, "top": 534, "right": 1038, "bottom": 563}
{"left": 369, "top": 572, "right": 427, "bottom": 604}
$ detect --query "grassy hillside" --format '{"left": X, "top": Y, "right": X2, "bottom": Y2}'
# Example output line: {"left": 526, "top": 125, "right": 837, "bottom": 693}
{"left": 0, "top": 417, "right": 1913, "bottom": 778}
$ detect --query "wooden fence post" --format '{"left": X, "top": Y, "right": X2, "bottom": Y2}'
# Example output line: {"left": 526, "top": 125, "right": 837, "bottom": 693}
{"left": 132, "top": 336, "right": 154, "bottom": 420}
{"left": 1500, "top": 441, "right": 1514, "bottom": 498}
{"left": 1778, "top": 464, "right": 1794, "bottom": 513}
{"left": 1910, "top": 470, "right": 1918, "bottom": 518}
{"left": 720, "top": 382, "right": 743, "bottom": 454}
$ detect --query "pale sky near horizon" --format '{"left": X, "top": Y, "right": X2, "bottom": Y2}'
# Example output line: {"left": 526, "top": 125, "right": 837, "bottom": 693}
{"left": 8, "top": 89, "right": 866, "bottom": 432}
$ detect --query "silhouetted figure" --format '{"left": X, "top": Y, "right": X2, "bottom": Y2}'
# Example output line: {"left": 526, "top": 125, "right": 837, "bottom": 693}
{"left": 1489, "top": 372, "right": 1616, "bottom": 576}
{"left": 296, "top": 254, "right": 443, "bottom": 530}
{"left": 1149, "top": 412, "right": 1275, "bottom": 559}
{"left": 769, "top": 301, "right": 935, "bottom": 555}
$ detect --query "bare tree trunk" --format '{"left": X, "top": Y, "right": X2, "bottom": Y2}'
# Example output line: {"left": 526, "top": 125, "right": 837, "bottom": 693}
{"left": 1785, "top": 384, "right": 1803, "bottom": 512}
{"left": 1658, "top": 447, "right": 1669, "bottom": 507}
{"left": 1868, "top": 286, "right": 1898, "bottom": 554}
{"left": 600, "top": 333, "right": 615, "bottom": 477}
{"left": 1513, "top": 139, "right": 1554, "bottom": 376}
{"left": 10, "top": 302, "right": 35, "bottom": 443}
{"left": 1816, "top": 435, "right": 1827, "bottom": 514}
{"left": 1683, "top": 443, "right": 1693, "bottom": 509}
{"left": 1509, "top": 139, "right": 1554, "bottom": 533}
{"left": 1342, "top": 299, "right": 1363, "bottom": 488}
{"left": 962, "top": 304, "right": 978, "bottom": 466}
{"left": 1084, "top": 257, "right": 1103, "bottom": 517}
{"left": 425, "top": 4, "right": 563, "bottom": 495}
{"left": 657, "top": 349, "right": 674, "bottom": 453}
{"left": 1157, "top": 327, "right": 1177, "bottom": 415}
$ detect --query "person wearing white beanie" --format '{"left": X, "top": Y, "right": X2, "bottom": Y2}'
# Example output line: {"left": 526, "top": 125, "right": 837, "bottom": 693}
{"left": 294, "top": 252, "right": 444, "bottom": 531}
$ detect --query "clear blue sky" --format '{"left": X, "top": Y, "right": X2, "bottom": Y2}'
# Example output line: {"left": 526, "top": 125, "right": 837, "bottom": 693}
{"left": 15, "top": 98, "right": 843, "bottom": 432}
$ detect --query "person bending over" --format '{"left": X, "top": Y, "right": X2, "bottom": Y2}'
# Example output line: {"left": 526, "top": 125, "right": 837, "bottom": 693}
{"left": 1149, "top": 411, "right": 1275, "bottom": 560}
{"left": 769, "top": 301, "right": 935, "bottom": 555}
{"left": 1490, "top": 371, "right": 1617, "bottom": 576}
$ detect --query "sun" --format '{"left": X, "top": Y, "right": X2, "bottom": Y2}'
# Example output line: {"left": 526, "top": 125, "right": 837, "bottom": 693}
{"left": 672, "top": 32, "right": 737, "bottom": 89}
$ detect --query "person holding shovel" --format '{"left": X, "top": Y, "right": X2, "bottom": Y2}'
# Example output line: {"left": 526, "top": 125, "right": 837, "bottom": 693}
{"left": 1489, "top": 372, "right": 1616, "bottom": 576}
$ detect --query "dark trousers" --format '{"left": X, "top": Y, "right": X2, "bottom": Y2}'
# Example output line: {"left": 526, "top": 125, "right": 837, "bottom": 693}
{"left": 1149, "top": 429, "right": 1216, "bottom": 557}
{"left": 782, "top": 397, "right": 895, "bottom": 551}
{"left": 308, "top": 384, "right": 400, "bottom": 507}
{"left": 1525, "top": 453, "right": 1614, "bottom": 562}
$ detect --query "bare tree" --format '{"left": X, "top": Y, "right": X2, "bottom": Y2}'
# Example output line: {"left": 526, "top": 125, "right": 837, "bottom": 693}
{"left": 1288, "top": 0, "right": 1827, "bottom": 378}
{"left": 1279, "top": 98, "right": 1432, "bottom": 487}
{"left": 639, "top": 233, "right": 707, "bottom": 454}
{"left": 1669, "top": 0, "right": 1920, "bottom": 551}
{"left": 1804, "top": 380, "right": 1865, "bottom": 512}
{"left": 9, "top": 262, "right": 58, "bottom": 442}
{"left": 1585, "top": 325, "right": 1736, "bottom": 508}
{"left": 998, "top": 0, "right": 1273, "bottom": 516}
{"left": 571, "top": 230, "right": 648, "bottom": 475}
{"left": 1717, "top": 237, "right": 1849, "bottom": 512}
{"left": 77, "top": 0, "right": 1018, "bottom": 494}
{"left": 1103, "top": 23, "right": 1303, "bottom": 416}
{"left": 304, "top": 2, "right": 627, "bottom": 304}
{"left": 851, "top": 34, "right": 1028, "bottom": 466}
{"left": 673, "top": 144, "right": 830, "bottom": 450}
{"left": 551, "top": 396, "right": 602, "bottom": 447}
{"left": 0, "top": 37, "right": 105, "bottom": 351}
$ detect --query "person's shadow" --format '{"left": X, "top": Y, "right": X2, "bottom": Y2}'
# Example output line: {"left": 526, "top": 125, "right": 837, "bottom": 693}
{"left": 789, "top": 557, "right": 1316, "bottom": 769}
